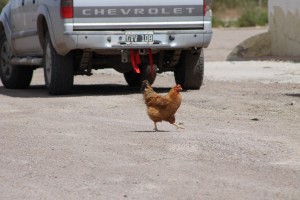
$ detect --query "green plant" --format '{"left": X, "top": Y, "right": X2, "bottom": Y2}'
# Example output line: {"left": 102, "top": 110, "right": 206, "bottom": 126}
{"left": 0, "top": 0, "right": 8, "bottom": 12}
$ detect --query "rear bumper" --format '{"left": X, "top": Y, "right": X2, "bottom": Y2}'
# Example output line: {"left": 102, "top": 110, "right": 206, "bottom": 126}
{"left": 58, "top": 29, "right": 212, "bottom": 55}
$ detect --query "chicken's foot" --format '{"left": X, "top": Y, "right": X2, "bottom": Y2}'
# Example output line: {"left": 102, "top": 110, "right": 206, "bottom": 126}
{"left": 172, "top": 122, "right": 185, "bottom": 130}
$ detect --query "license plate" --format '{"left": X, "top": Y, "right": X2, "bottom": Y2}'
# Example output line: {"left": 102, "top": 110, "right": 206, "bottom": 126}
{"left": 125, "top": 32, "right": 154, "bottom": 44}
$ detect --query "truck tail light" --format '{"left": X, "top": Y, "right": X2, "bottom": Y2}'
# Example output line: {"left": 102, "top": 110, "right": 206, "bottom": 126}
{"left": 204, "top": 0, "right": 207, "bottom": 15}
{"left": 203, "top": 0, "right": 212, "bottom": 16}
{"left": 61, "top": 0, "right": 73, "bottom": 19}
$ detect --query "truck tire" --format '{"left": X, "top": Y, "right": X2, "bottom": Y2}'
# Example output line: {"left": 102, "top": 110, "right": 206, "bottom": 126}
{"left": 174, "top": 49, "right": 204, "bottom": 90}
{"left": 43, "top": 32, "right": 74, "bottom": 95}
{"left": 0, "top": 32, "right": 33, "bottom": 89}
{"left": 124, "top": 64, "right": 156, "bottom": 86}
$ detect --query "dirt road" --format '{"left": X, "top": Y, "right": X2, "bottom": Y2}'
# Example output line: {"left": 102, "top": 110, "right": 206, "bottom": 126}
{"left": 0, "top": 28, "right": 300, "bottom": 199}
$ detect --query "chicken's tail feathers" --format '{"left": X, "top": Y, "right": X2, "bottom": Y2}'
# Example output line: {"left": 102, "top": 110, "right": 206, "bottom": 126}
{"left": 141, "top": 80, "right": 151, "bottom": 93}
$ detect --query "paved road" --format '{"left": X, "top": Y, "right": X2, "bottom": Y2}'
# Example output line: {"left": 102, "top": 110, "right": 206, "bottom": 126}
{"left": 0, "top": 28, "right": 300, "bottom": 200}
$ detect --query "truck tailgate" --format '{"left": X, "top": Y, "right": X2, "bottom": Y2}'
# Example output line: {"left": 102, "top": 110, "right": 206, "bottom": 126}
{"left": 73, "top": 0, "right": 205, "bottom": 30}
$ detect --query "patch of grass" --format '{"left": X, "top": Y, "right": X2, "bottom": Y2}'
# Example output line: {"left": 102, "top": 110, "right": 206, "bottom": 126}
{"left": 212, "top": 0, "right": 245, "bottom": 10}
{"left": 212, "top": 16, "right": 225, "bottom": 27}
{"left": 237, "top": 8, "right": 268, "bottom": 27}
{"left": 212, "top": 0, "right": 268, "bottom": 27}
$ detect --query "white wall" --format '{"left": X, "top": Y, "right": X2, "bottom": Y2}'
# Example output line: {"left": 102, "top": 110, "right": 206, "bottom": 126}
{"left": 269, "top": 0, "right": 300, "bottom": 56}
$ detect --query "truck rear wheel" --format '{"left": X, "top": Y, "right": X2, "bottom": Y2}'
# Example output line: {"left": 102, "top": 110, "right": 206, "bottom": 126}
{"left": 124, "top": 64, "right": 156, "bottom": 86}
{"left": 0, "top": 32, "right": 33, "bottom": 89}
{"left": 174, "top": 49, "right": 204, "bottom": 90}
{"left": 43, "top": 32, "right": 74, "bottom": 95}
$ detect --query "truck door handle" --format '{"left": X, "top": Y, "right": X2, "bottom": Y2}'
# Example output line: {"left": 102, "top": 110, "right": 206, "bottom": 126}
{"left": 22, "top": 0, "right": 24, "bottom": 6}
{"left": 33, "top": 0, "right": 35, "bottom": 4}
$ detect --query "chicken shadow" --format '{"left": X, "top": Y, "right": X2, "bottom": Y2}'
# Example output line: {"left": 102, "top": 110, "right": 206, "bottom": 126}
{"left": 0, "top": 84, "right": 173, "bottom": 98}
{"left": 285, "top": 93, "right": 300, "bottom": 98}
{"left": 133, "top": 130, "right": 171, "bottom": 133}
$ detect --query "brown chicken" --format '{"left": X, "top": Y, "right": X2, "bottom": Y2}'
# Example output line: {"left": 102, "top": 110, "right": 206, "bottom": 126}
{"left": 141, "top": 80, "right": 184, "bottom": 131}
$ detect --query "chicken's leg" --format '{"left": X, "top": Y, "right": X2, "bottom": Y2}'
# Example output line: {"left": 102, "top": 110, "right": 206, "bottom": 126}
{"left": 153, "top": 122, "right": 158, "bottom": 132}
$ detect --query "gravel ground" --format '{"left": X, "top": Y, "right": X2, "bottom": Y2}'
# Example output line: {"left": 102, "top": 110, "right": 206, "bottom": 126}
{"left": 0, "top": 28, "right": 299, "bottom": 200}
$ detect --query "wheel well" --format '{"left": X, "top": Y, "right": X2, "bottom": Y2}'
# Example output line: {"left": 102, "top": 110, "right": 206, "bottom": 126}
{"left": 37, "top": 15, "right": 48, "bottom": 48}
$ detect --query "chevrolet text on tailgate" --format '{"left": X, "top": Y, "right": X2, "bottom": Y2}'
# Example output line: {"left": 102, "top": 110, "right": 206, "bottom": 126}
{"left": 0, "top": 0, "right": 212, "bottom": 95}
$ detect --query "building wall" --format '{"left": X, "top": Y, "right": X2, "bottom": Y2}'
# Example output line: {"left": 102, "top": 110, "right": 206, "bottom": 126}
{"left": 269, "top": 0, "right": 300, "bottom": 56}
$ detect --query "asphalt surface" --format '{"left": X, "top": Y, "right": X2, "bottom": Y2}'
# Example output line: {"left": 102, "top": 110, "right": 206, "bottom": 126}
{"left": 0, "top": 28, "right": 300, "bottom": 200}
